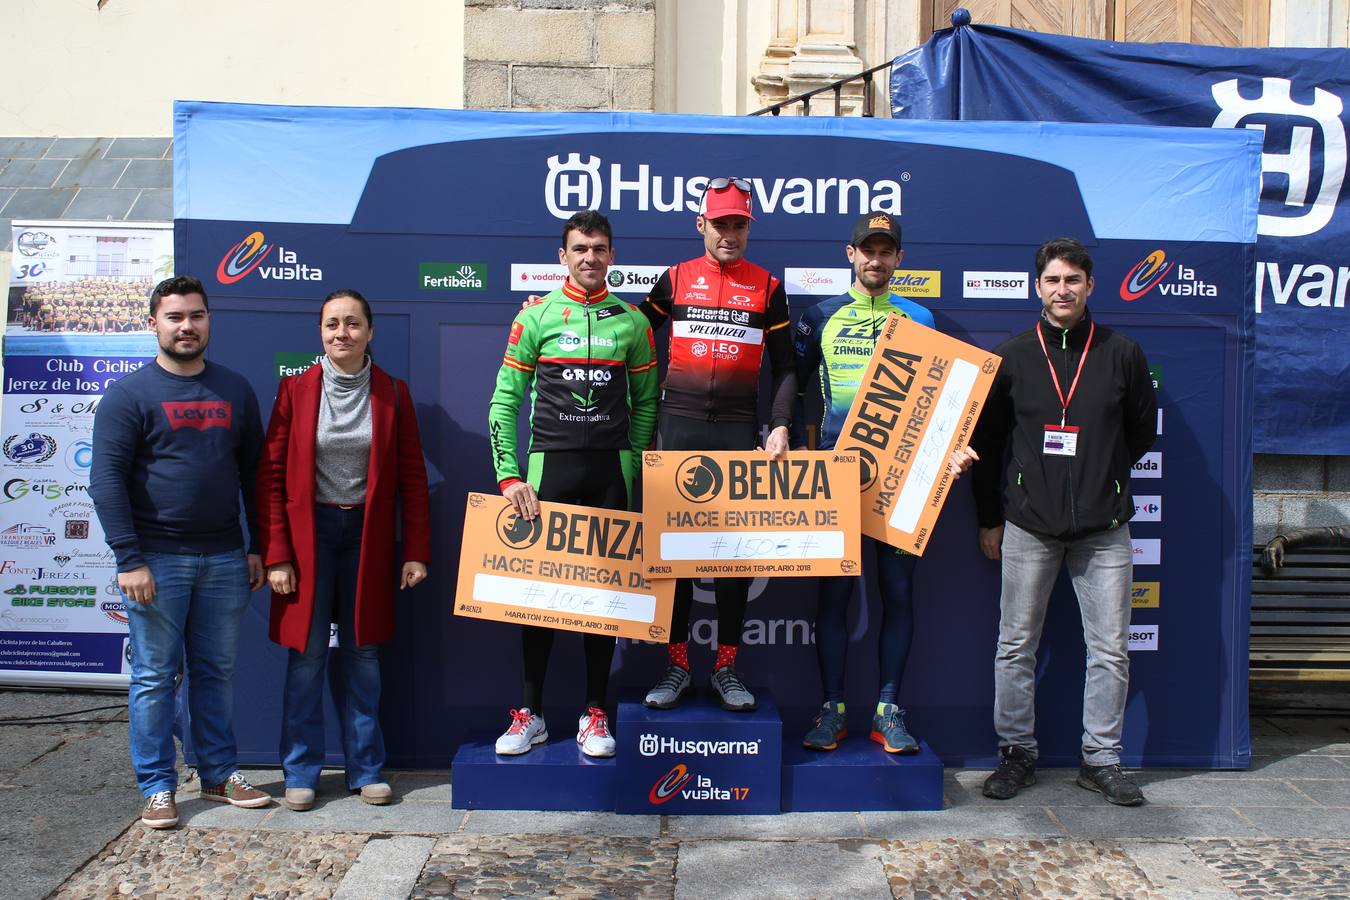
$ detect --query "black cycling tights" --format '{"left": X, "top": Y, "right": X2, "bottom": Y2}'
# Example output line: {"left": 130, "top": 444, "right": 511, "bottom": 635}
{"left": 520, "top": 450, "right": 626, "bottom": 711}
{"left": 658, "top": 414, "right": 758, "bottom": 647}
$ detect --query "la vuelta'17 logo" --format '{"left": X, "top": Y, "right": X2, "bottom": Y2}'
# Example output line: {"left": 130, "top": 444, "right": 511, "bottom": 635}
{"left": 648, "top": 764, "right": 693, "bottom": 804}
{"left": 1119, "top": 250, "right": 1175, "bottom": 301}
{"left": 216, "top": 231, "right": 274, "bottom": 285}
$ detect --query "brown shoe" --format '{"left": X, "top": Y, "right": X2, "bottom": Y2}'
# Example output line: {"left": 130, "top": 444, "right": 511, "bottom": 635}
{"left": 141, "top": 790, "right": 178, "bottom": 829}
{"left": 200, "top": 771, "right": 272, "bottom": 808}
{"left": 359, "top": 782, "right": 393, "bottom": 805}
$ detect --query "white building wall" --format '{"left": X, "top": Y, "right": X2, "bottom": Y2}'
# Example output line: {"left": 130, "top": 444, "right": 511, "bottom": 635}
{"left": 1, "top": 0, "right": 465, "bottom": 137}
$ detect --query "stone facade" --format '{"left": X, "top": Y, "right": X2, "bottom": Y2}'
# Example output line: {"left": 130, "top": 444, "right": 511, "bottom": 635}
{"left": 463, "top": 0, "right": 656, "bottom": 111}
{"left": 1254, "top": 454, "right": 1350, "bottom": 542}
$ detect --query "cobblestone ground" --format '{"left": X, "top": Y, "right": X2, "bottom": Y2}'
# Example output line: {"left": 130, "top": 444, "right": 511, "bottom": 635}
{"left": 411, "top": 834, "right": 679, "bottom": 899}
{"left": 46, "top": 828, "right": 1350, "bottom": 898}
{"left": 878, "top": 838, "right": 1163, "bottom": 898}
{"left": 51, "top": 827, "right": 367, "bottom": 899}
{"left": 1189, "top": 839, "right": 1350, "bottom": 898}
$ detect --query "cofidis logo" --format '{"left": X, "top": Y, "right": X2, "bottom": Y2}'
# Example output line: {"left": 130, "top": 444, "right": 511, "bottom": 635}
{"left": 216, "top": 231, "right": 323, "bottom": 285}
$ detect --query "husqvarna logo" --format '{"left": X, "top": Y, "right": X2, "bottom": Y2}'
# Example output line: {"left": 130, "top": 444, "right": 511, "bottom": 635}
{"left": 1212, "top": 77, "right": 1347, "bottom": 238}
{"left": 545, "top": 153, "right": 604, "bottom": 218}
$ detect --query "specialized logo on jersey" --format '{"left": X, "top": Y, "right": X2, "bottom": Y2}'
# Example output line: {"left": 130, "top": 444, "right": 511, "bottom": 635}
{"left": 675, "top": 455, "right": 724, "bottom": 503}
{"left": 161, "top": 401, "right": 233, "bottom": 431}
{"left": 496, "top": 505, "right": 542, "bottom": 549}
{"left": 216, "top": 231, "right": 274, "bottom": 284}
{"left": 648, "top": 764, "right": 693, "bottom": 804}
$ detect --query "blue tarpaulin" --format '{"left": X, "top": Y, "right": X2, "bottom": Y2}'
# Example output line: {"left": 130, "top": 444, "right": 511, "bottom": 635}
{"left": 891, "top": 19, "right": 1350, "bottom": 454}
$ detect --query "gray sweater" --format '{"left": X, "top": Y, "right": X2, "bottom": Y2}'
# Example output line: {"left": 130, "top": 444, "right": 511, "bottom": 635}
{"left": 315, "top": 354, "right": 372, "bottom": 505}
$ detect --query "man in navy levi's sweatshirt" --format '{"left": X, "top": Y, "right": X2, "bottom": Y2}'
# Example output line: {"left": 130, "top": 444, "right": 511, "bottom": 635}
{"left": 89, "top": 275, "right": 272, "bottom": 828}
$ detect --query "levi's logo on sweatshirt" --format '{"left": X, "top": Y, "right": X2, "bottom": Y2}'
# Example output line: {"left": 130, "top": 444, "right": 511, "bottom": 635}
{"left": 161, "top": 401, "right": 233, "bottom": 431}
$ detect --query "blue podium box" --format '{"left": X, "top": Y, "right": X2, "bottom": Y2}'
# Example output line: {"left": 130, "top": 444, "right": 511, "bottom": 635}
{"left": 614, "top": 689, "right": 783, "bottom": 815}
{"left": 781, "top": 735, "right": 944, "bottom": 811}
{"left": 450, "top": 731, "right": 615, "bottom": 811}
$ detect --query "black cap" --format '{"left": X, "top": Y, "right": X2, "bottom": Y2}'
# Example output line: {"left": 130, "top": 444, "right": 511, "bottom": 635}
{"left": 851, "top": 212, "right": 901, "bottom": 248}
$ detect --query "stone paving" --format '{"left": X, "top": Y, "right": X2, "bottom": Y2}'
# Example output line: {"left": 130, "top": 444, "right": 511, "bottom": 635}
{"left": 7, "top": 688, "right": 1350, "bottom": 899}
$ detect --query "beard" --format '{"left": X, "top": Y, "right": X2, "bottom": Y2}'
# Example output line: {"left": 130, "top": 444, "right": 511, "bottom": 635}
{"left": 857, "top": 268, "right": 891, "bottom": 291}
{"left": 159, "top": 335, "right": 205, "bottom": 362}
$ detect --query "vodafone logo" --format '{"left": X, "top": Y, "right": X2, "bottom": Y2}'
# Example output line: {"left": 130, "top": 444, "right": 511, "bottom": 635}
{"left": 648, "top": 764, "right": 693, "bottom": 804}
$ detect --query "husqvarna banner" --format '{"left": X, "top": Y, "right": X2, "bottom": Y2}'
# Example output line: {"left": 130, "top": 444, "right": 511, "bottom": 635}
{"left": 175, "top": 102, "right": 1256, "bottom": 768}
{"left": 890, "top": 22, "right": 1350, "bottom": 454}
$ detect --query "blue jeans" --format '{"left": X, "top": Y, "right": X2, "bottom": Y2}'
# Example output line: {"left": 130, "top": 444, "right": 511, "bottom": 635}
{"left": 280, "top": 504, "right": 384, "bottom": 790}
{"left": 994, "top": 520, "right": 1134, "bottom": 766}
{"left": 125, "top": 549, "right": 251, "bottom": 797}
{"left": 815, "top": 537, "right": 919, "bottom": 704}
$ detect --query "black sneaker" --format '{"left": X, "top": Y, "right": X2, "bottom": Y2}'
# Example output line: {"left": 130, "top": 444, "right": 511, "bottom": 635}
{"left": 982, "top": 745, "right": 1036, "bottom": 800}
{"left": 1077, "top": 763, "right": 1145, "bottom": 806}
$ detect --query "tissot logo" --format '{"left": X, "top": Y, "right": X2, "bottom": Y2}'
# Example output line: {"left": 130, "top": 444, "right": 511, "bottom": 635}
{"left": 962, "top": 271, "right": 1029, "bottom": 299}
{"left": 542, "top": 154, "right": 902, "bottom": 220}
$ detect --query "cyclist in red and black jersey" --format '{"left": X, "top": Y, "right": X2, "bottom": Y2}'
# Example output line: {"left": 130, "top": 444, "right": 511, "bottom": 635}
{"left": 640, "top": 177, "right": 797, "bottom": 713}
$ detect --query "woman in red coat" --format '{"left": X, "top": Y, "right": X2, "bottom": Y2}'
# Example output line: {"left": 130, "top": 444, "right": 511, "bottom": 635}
{"left": 257, "top": 289, "right": 431, "bottom": 812}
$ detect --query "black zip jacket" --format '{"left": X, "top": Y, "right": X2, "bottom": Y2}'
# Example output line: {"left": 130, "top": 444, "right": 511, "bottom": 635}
{"left": 970, "top": 309, "right": 1157, "bottom": 540}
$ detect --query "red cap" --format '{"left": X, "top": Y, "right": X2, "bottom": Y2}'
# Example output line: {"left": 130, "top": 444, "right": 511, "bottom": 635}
{"left": 701, "top": 184, "right": 755, "bottom": 220}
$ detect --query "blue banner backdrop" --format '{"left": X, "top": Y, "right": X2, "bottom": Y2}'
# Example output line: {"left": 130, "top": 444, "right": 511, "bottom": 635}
{"left": 890, "top": 19, "right": 1350, "bottom": 455}
{"left": 174, "top": 102, "right": 1256, "bottom": 767}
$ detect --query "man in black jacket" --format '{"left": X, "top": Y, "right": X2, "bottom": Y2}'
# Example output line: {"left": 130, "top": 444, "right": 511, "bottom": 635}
{"left": 970, "top": 237, "right": 1157, "bottom": 806}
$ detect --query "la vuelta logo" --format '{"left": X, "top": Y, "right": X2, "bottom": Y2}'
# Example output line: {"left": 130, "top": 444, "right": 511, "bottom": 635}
{"left": 648, "top": 764, "right": 693, "bottom": 804}
{"left": 216, "top": 231, "right": 274, "bottom": 284}
{"left": 216, "top": 231, "right": 323, "bottom": 285}
{"left": 1119, "top": 250, "right": 1219, "bottom": 301}
{"left": 1120, "top": 250, "right": 1174, "bottom": 300}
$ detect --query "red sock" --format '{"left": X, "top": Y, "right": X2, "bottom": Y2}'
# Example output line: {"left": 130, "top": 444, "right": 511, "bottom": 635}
{"left": 715, "top": 644, "right": 738, "bottom": 670}
{"left": 668, "top": 641, "right": 690, "bottom": 670}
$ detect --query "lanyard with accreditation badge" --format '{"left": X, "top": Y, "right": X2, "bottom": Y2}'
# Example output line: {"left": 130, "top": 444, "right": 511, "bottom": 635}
{"left": 1035, "top": 321, "right": 1094, "bottom": 457}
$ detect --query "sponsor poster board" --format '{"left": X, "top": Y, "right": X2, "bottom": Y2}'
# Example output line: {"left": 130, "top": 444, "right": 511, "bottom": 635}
{"left": 8, "top": 221, "right": 172, "bottom": 335}
{"left": 834, "top": 314, "right": 1000, "bottom": 554}
{"left": 641, "top": 450, "right": 861, "bottom": 579}
{"left": 1, "top": 335, "right": 156, "bottom": 686}
{"left": 454, "top": 493, "right": 675, "bottom": 642}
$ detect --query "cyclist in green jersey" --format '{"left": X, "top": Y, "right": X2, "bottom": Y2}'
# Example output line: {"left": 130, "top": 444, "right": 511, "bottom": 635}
{"left": 487, "top": 210, "right": 660, "bottom": 758}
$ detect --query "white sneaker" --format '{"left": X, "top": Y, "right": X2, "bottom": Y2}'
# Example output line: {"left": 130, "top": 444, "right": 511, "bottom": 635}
{"left": 495, "top": 707, "right": 548, "bottom": 755}
{"left": 577, "top": 706, "right": 616, "bottom": 758}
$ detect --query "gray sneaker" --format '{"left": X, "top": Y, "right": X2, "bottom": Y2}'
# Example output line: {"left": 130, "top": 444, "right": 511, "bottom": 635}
{"left": 644, "top": 664, "right": 692, "bottom": 709}
{"left": 710, "top": 665, "right": 756, "bottom": 711}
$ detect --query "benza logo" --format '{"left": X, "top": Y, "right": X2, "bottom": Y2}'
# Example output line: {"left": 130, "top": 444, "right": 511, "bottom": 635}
{"left": 543, "top": 154, "right": 902, "bottom": 220}
{"left": 1212, "top": 77, "right": 1347, "bottom": 237}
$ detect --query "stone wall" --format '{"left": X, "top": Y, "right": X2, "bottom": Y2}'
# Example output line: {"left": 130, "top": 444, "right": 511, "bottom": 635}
{"left": 1254, "top": 454, "right": 1350, "bottom": 542}
{"left": 464, "top": 0, "right": 656, "bottom": 111}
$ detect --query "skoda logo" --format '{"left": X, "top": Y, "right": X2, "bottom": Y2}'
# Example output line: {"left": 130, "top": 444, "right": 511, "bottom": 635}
{"left": 496, "top": 505, "right": 542, "bottom": 549}
{"left": 675, "top": 455, "right": 724, "bottom": 504}
{"left": 607, "top": 270, "right": 624, "bottom": 288}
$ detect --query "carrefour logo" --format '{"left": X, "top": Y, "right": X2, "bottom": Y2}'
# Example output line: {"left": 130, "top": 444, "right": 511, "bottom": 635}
{"left": 216, "top": 231, "right": 322, "bottom": 285}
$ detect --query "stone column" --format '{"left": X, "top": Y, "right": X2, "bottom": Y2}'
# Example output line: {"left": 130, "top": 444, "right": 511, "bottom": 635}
{"left": 464, "top": 0, "right": 656, "bottom": 112}
{"left": 752, "top": 0, "right": 866, "bottom": 115}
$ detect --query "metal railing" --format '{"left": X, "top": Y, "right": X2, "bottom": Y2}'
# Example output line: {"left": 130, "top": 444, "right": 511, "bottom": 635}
{"left": 749, "top": 59, "right": 894, "bottom": 117}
